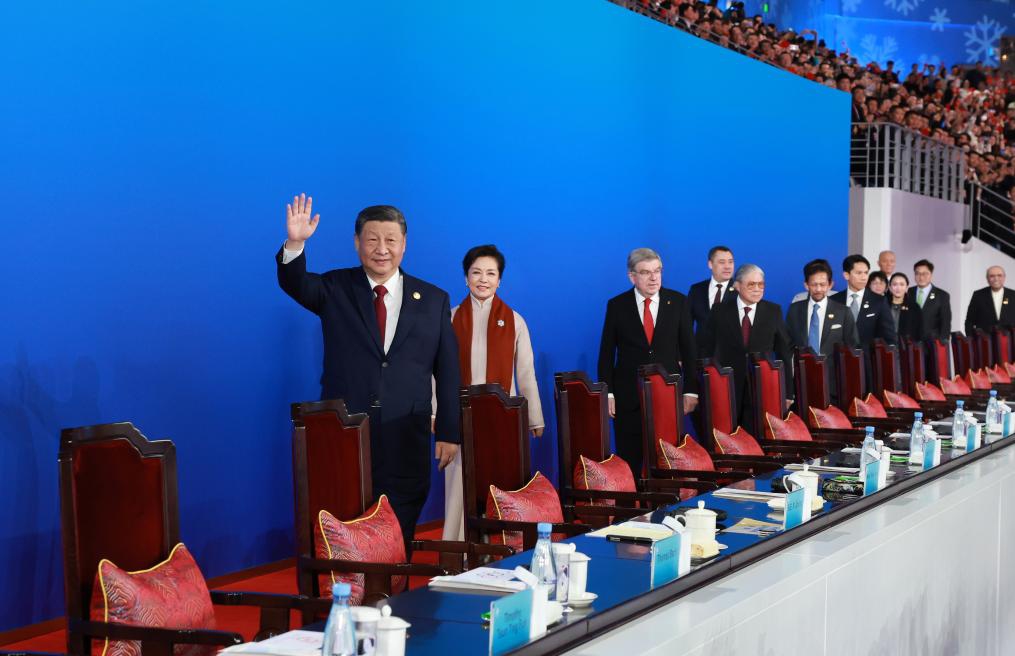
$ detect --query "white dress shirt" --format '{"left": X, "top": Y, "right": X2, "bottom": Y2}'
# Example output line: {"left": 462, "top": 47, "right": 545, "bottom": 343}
{"left": 807, "top": 297, "right": 828, "bottom": 340}
{"left": 846, "top": 287, "right": 865, "bottom": 314}
{"left": 736, "top": 296, "right": 757, "bottom": 325}
{"left": 633, "top": 287, "right": 660, "bottom": 325}
{"left": 282, "top": 243, "right": 402, "bottom": 353}
{"left": 993, "top": 288, "right": 1004, "bottom": 319}
{"left": 709, "top": 278, "right": 732, "bottom": 308}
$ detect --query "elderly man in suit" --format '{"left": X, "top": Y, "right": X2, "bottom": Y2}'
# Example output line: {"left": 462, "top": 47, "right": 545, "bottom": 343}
{"left": 699, "top": 263, "right": 793, "bottom": 434}
{"left": 965, "top": 266, "right": 1015, "bottom": 335}
{"left": 786, "top": 259, "right": 860, "bottom": 402}
{"left": 687, "top": 245, "right": 736, "bottom": 338}
{"left": 876, "top": 250, "right": 896, "bottom": 277}
{"left": 277, "top": 195, "right": 460, "bottom": 547}
{"left": 599, "top": 248, "right": 698, "bottom": 477}
{"left": 907, "top": 259, "right": 952, "bottom": 341}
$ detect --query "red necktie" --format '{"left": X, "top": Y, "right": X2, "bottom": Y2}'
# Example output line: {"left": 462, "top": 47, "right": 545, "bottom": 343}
{"left": 741, "top": 306, "right": 752, "bottom": 345}
{"left": 643, "top": 297, "right": 654, "bottom": 344}
{"left": 713, "top": 283, "right": 723, "bottom": 307}
{"left": 374, "top": 285, "right": 388, "bottom": 345}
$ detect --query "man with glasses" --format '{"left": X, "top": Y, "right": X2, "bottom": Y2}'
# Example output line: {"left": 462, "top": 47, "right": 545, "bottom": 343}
{"left": 598, "top": 248, "right": 698, "bottom": 477}
{"left": 698, "top": 264, "right": 792, "bottom": 434}
{"left": 907, "top": 259, "right": 951, "bottom": 341}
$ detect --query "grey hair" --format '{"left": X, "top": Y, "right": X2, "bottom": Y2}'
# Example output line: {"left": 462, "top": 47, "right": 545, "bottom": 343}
{"left": 734, "top": 263, "right": 765, "bottom": 283}
{"left": 627, "top": 248, "right": 662, "bottom": 272}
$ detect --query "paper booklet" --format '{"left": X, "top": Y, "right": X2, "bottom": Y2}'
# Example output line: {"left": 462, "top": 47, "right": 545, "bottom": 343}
{"left": 427, "top": 566, "right": 528, "bottom": 593}
{"left": 220, "top": 630, "right": 322, "bottom": 656}
{"left": 586, "top": 521, "right": 674, "bottom": 541}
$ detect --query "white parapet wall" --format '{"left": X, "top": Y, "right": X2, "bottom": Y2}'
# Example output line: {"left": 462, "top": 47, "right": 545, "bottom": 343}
{"left": 848, "top": 186, "right": 1015, "bottom": 334}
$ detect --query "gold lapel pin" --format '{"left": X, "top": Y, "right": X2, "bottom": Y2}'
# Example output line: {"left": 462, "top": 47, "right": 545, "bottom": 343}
{"left": 1005, "top": 298, "right": 1010, "bottom": 306}
{"left": 828, "top": 314, "right": 835, "bottom": 319}
{"left": 412, "top": 291, "right": 421, "bottom": 300}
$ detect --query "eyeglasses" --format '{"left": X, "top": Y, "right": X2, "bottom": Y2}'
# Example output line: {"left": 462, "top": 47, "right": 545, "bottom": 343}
{"left": 634, "top": 268, "right": 663, "bottom": 278}
{"left": 742, "top": 282, "right": 765, "bottom": 290}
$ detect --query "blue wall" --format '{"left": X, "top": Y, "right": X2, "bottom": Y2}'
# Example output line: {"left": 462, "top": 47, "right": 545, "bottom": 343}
{"left": 746, "top": 0, "right": 1012, "bottom": 68}
{"left": 0, "top": 0, "right": 848, "bottom": 629}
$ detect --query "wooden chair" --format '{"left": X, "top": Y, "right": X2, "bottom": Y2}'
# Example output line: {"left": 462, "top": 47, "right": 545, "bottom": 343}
{"left": 290, "top": 400, "right": 507, "bottom": 606}
{"left": 638, "top": 364, "right": 777, "bottom": 485}
{"left": 553, "top": 371, "right": 679, "bottom": 510}
{"left": 793, "top": 348, "right": 830, "bottom": 418}
{"left": 971, "top": 329, "right": 994, "bottom": 369}
{"left": 461, "top": 385, "right": 592, "bottom": 550}
{"left": 698, "top": 360, "right": 738, "bottom": 453}
{"left": 60, "top": 422, "right": 317, "bottom": 656}
{"left": 871, "top": 339, "right": 902, "bottom": 397}
{"left": 898, "top": 338, "right": 925, "bottom": 398}
{"left": 925, "top": 337, "right": 952, "bottom": 385}
{"left": 992, "top": 326, "right": 1014, "bottom": 365}
{"left": 834, "top": 344, "right": 867, "bottom": 412}
{"left": 951, "top": 332, "right": 975, "bottom": 377}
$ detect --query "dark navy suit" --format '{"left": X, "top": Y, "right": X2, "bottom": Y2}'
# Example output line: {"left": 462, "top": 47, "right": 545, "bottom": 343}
{"left": 277, "top": 248, "right": 460, "bottom": 542}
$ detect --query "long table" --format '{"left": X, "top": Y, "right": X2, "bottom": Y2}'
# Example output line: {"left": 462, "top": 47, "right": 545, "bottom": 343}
{"left": 364, "top": 427, "right": 1015, "bottom": 654}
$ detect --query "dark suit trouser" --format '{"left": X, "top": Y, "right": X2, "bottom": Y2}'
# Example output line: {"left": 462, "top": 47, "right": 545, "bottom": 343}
{"left": 613, "top": 409, "right": 644, "bottom": 480}
{"left": 368, "top": 408, "right": 430, "bottom": 556}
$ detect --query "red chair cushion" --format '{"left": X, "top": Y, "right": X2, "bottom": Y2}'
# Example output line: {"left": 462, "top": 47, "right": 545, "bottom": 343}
{"left": 573, "top": 454, "right": 636, "bottom": 508}
{"left": 315, "top": 495, "right": 406, "bottom": 605}
{"left": 90, "top": 543, "right": 215, "bottom": 656}
{"left": 988, "top": 365, "right": 1011, "bottom": 384}
{"left": 850, "top": 394, "right": 888, "bottom": 418}
{"left": 656, "top": 435, "right": 715, "bottom": 471}
{"left": 884, "top": 390, "right": 921, "bottom": 409}
{"left": 713, "top": 428, "right": 766, "bottom": 456}
{"left": 486, "top": 472, "right": 564, "bottom": 550}
{"left": 915, "top": 381, "right": 947, "bottom": 401}
{"left": 941, "top": 376, "right": 972, "bottom": 395}
{"left": 808, "top": 404, "right": 853, "bottom": 429}
{"left": 967, "top": 368, "right": 992, "bottom": 390}
{"left": 765, "top": 412, "right": 813, "bottom": 441}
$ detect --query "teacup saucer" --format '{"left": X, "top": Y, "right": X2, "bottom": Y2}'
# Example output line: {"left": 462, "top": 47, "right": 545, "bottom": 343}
{"left": 568, "top": 592, "right": 597, "bottom": 608}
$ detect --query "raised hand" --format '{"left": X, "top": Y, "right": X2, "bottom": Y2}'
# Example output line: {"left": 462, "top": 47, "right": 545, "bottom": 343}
{"left": 285, "top": 193, "right": 320, "bottom": 250}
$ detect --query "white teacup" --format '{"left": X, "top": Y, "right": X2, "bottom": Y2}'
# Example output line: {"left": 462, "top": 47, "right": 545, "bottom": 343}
{"left": 567, "top": 552, "right": 590, "bottom": 597}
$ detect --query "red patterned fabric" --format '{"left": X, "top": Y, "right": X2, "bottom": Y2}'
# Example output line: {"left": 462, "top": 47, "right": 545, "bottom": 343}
{"left": 656, "top": 435, "right": 715, "bottom": 471}
{"left": 988, "top": 365, "right": 1011, "bottom": 384}
{"left": 883, "top": 390, "right": 921, "bottom": 409}
{"left": 90, "top": 543, "right": 215, "bottom": 656}
{"left": 315, "top": 495, "right": 406, "bottom": 605}
{"left": 808, "top": 404, "right": 852, "bottom": 429}
{"left": 656, "top": 437, "right": 714, "bottom": 500}
{"left": 915, "top": 381, "right": 947, "bottom": 401}
{"left": 940, "top": 376, "right": 972, "bottom": 395}
{"left": 573, "top": 455, "right": 636, "bottom": 508}
{"left": 713, "top": 428, "right": 766, "bottom": 456}
{"left": 1005, "top": 362, "right": 1015, "bottom": 378}
{"left": 850, "top": 394, "right": 888, "bottom": 418}
{"left": 486, "top": 472, "right": 564, "bottom": 550}
{"left": 765, "top": 412, "right": 813, "bottom": 441}
{"left": 648, "top": 373, "right": 680, "bottom": 447}
{"left": 967, "top": 368, "right": 991, "bottom": 390}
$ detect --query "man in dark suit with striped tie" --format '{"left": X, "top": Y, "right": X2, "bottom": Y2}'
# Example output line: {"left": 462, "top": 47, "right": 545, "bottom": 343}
{"left": 687, "top": 245, "right": 736, "bottom": 339}
{"left": 598, "top": 248, "right": 698, "bottom": 477}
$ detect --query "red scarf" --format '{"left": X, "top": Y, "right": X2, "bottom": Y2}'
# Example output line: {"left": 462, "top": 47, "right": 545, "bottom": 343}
{"left": 452, "top": 294, "right": 516, "bottom": 391}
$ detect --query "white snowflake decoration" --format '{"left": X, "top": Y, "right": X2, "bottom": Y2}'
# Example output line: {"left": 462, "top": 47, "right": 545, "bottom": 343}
{"left": 884, "top": 0, "right": 923, "bottom": 16}
{"left": 929, "top": 8, "right": 950, "bottom": 32}
{"left": 964, "top": 15, "right": 1006, "bottom": 64}
{"left": 843, "top": 0, "right": 862, "bottom": 13}
{"left": 859, "top": 34, "right": 899, "bottom": 65}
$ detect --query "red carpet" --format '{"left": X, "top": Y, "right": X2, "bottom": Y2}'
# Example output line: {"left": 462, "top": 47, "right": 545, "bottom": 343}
{"left": 0, "top": 525, "right": 445, "bottom": 652}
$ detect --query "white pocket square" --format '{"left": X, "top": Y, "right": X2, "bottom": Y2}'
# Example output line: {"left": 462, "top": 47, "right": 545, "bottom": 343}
{"left": 831, "top": 324, "right": 842, "bottom": 329}
{"left": 865, "top": 313, "right": 875, "bottom": 318}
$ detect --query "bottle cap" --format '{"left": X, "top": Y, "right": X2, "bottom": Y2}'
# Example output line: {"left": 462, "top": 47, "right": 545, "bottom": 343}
{"left": 915, "top": 412, "right": 923, "bottom": 418}
{"left": 537, "top": 522, "right": 551, "bottom": 534}
{"left": 990, "top": 390, "right": 998, "bottom": 396}
{"left": 957, "top": 400, "right": 965, "bottom": 406}
{"left": 333, "top": 582, "right": 351, "bottom": 598}
{"left": 865, "top": 426, "right": 875, "bottom": 433}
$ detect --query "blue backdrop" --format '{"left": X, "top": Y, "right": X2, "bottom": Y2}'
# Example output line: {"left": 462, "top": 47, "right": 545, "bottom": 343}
{"left": 744, "top": 0, "right": 1012, "bottom": 68}
{"left": 0, "top": 0, "right": 847, "bottom": 630}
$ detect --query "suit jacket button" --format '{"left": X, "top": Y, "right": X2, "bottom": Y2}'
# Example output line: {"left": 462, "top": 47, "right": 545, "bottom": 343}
{"left": 648, "top": 350, "right": 654, "bottom": 355}
{"left": 381, "top": 361, "right": 389, "bottom": 368}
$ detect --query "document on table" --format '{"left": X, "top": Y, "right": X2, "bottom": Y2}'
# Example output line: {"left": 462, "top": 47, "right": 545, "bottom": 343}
{"left": 722, "top": 518, "right": 783, "bottom": 536}
{"left": 586, "top": 521, "right": 674, "bottom": 541}
{"left": 712, "top": 489, "right": 784, "bottom": 502}
{"left": 221, "top": 630, "right": 322, "bottom": 656}
{"left": 428, "top": 566, "right": 527, "bottom": 593}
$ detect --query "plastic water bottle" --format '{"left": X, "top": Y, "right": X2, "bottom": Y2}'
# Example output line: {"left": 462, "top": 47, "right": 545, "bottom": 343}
{"left": 322, "top": 582, "right": 356, "bottom": 656}
{"left": 908, "top": 412, "right": 925, "bottom": 465}
{"left": 952, "top": 400, "right": 966, "bottom": 443}
{"left": 530, "top": 522, "right": 557, "bottom": 600}
{"left": 859, "top": 426, "right": 877, "bottom": 476}
{"left": 986, "top": 390, "right": 1002, "bottom": 434}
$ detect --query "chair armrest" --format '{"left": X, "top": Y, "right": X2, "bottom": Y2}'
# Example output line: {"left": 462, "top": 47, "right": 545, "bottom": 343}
{"left": 298, "top": 556, "right": 447, "bottom": 578}
{"left": 72, "top": 619, "right": 242, "bottom": 655}
{"left": 467, "top": 517, "right": 590, "bottom": 549}
{"left": 561, "top": 487, "right": 680, "bottom": 506}
{"left": 648, "top": 467, "right": 748, "bottom": 483}
{"left": 561, "top": 504, "right": 648, "bottom": 522}
{"left": 637, "top": 478, "right": 719, "bottom": 493}
{"left": 711, "top": 457, "right": 785, "bottom": 472}
{"left": 411, "top": 540, "right": 516, "bottom": 559}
